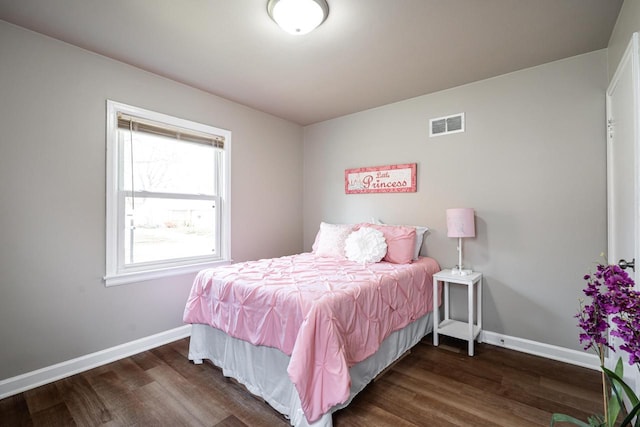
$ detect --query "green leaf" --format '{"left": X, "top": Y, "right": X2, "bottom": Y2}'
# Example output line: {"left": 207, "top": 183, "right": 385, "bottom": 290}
{"left": 550, "top": 413, "right": 596, "bottom": 427}
{"left": 615, "top": 357, "right": 625, "bottom": 377}
{"left": 608, "top": 390, "right": 622, "bottom": 426}
{"left": 607, "top": 359, "right": 624, "bottom": 425}
{"left": 619, "top": 400, "right": 640, "bottom": 426}
{"left": 603, "top": 366, "right": 640, "bottom": 407}
{"left": 586, "top": 414, "right": 606, "bottom": 426}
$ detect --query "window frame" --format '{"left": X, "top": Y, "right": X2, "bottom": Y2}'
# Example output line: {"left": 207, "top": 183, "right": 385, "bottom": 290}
{"left": 104, "top": 100, "right": 231, "bottom": 286}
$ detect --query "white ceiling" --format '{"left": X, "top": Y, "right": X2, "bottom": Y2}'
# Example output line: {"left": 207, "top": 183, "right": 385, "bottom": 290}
{"left": 0, "top": 0, "right": 623, "bottom": 126}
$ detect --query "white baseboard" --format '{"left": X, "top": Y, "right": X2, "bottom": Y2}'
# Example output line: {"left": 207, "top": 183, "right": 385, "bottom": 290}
{"left": 0, "top": 326, "right": 598, "bottom": 401}
{"left": 0, "top": 325, "right": 191, "bottom": 400}
{"left": 481, "top": 330, "right": 600, "bottom": 370}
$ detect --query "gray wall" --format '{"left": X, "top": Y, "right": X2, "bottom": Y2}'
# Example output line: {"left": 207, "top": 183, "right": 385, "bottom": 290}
{"left": 0, "top": 21, "right": 303, "bottom": 380}
{"left": 608, "top": 0, "right": 640, "bottom": 80}
{"left": 2, "top": 1, "right": 631, "bottom": 381}
{"left": 303, "top": 50, "right": 608, "bottom": 351}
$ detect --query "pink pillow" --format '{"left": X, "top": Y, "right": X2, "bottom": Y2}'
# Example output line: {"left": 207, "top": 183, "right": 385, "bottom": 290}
{"left": 360, "top": 223, "right": 416, "bottom": 264}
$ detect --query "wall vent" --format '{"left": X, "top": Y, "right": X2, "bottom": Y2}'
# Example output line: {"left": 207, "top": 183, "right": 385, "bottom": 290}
{"left": 429, "top": 113, "right": 465, "bottom": 137}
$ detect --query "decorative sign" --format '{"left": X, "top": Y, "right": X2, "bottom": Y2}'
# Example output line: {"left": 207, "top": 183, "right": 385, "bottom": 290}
{"left": 345, "top": 163, "right": 417, "bottom": 194}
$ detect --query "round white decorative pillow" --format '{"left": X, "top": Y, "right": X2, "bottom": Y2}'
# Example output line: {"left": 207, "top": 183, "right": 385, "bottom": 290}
{"left": 344, "top": 227, "right": 387, "bottom": 264}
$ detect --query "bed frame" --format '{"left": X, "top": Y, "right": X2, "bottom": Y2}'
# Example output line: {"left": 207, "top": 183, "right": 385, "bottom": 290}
{"left": 188, "top": 312, "right": 434, "bottom": 427}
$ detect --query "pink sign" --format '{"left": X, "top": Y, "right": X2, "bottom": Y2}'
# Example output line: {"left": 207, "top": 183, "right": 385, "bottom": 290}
{"left": 345, "top": 163, "right": 417, "bottom": 194}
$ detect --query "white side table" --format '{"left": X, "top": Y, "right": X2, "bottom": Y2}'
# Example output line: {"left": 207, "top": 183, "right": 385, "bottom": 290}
{"left": 432, "top": 270, "right": 483, "bottom": 356}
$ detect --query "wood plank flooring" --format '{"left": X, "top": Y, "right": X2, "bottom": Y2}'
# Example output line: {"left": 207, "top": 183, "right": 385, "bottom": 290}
{"left": 0, "top": 335, "right": 602, "bottom": 426}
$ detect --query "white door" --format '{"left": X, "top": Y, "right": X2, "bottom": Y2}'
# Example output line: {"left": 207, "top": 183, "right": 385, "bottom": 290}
{"left": 606, "top": 32, "right": 639, "bottom": 391}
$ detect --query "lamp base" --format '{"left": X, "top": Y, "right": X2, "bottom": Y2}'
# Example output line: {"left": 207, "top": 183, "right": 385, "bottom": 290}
{"left": 451, "top": 268, "right": 473, "bottom": 276}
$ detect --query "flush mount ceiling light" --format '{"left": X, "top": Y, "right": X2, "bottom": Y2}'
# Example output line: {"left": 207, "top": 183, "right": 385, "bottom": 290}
{"left": 267, "top": 0, "right": 329, "bottom": 35}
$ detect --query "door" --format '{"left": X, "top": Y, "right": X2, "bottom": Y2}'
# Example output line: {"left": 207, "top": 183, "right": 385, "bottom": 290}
{"left": 606, "top": 32, "right": 640, "bottom": 391}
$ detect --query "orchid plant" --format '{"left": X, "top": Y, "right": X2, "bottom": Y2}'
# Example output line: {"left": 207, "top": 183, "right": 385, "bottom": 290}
{"left": 551, "top": 263, "right": 640, "bottom": 427}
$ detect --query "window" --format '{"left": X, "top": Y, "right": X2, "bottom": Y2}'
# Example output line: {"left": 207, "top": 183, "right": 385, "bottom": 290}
{"left": 105, "top": 100, "right": 231, "bottom": 286}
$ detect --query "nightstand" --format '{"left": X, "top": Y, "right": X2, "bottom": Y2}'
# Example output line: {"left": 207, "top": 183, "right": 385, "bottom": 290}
{"left": 432, "top": 270, "right": 483, "bottom": 356}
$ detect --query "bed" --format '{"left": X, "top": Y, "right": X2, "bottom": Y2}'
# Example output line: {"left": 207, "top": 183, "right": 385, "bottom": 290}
{"left": 183, "top": 223, "right": 441, "bottom": 426}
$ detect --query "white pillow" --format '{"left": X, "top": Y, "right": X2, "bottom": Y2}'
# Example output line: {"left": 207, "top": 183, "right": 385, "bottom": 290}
{"left": 371, "top": 218, "right": 428, "bottom": 260}
{"left": 344, "top": 227, "right": 387, "bottom": 264}
{"left": 412, "top": 226, "right": 429, "bottom": 259}
{"left": 314, "top": 222, "right": 355, "bottom": 258}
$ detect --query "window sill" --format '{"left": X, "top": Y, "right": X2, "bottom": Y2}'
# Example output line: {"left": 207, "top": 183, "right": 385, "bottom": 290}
{"left": 104, "top": 259, "right": 232, "bottom": 287}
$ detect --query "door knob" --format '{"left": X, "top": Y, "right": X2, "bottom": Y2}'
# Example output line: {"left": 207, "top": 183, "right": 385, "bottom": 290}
{"left": 618, "top": 258, "right": 635, "bottom": 272}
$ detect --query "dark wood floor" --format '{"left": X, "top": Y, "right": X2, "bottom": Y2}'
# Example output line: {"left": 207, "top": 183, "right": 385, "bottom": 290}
{"left": 0, "top": 335, "right": 602, "bottom": 426}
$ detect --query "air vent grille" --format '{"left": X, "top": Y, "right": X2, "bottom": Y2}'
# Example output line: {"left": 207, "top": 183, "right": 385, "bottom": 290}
{"left": 429, "top": 113, "right": 465, "bottom": 137}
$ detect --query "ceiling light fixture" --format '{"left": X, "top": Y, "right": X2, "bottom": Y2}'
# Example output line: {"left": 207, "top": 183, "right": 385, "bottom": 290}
{"left": 267, "top": 0, "right": 329, "bottom": 35}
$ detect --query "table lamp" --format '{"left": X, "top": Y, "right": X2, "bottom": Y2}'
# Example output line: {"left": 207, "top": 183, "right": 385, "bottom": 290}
{"left": 446, "top": 208, "right": 475, "bottom": 275}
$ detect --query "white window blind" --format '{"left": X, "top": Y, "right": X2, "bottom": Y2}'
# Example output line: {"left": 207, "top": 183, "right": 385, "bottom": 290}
{"left": 117, "top": 113, "right": 225, "bottom": 148}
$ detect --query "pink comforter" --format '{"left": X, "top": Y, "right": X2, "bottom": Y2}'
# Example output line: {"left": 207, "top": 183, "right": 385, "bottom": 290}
{"left": 183, "top": 253, "right": 440, "bottom": 422}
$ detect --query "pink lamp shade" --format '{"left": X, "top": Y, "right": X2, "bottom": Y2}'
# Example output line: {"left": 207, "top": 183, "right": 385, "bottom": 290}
{"left": 446, "top": 208, "right": 476, "bottom": 238}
